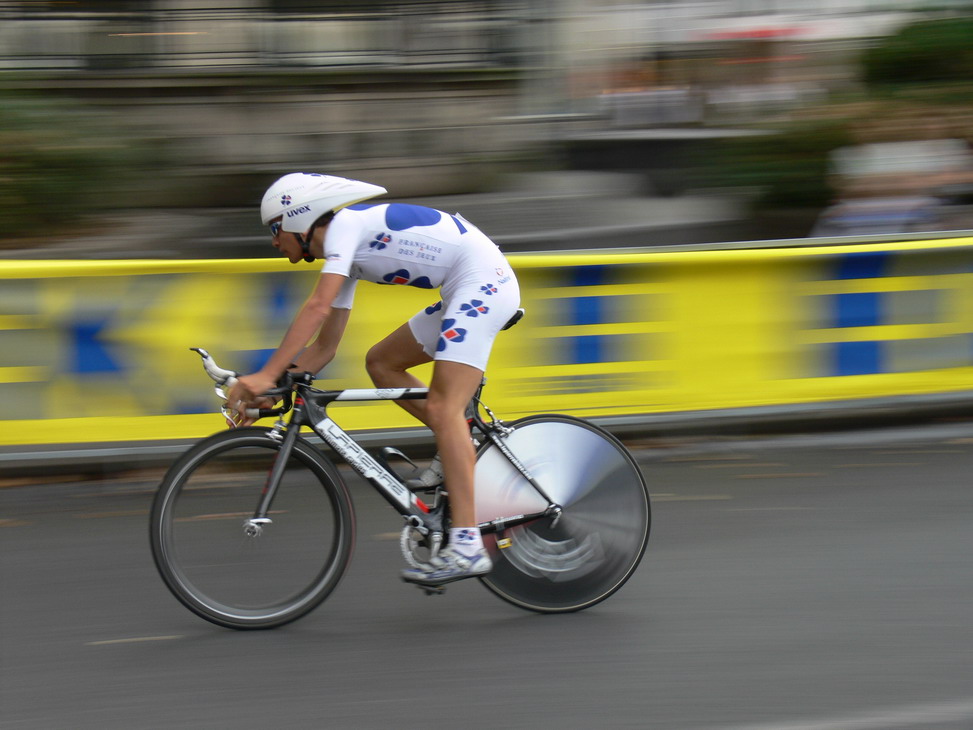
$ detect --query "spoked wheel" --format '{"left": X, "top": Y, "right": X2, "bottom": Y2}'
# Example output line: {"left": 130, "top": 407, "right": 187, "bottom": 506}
{"left": 150, "top": 428, "right": 355, "bottom": 630}
{"left": 474, "top": 415, "right": 650, "bottom": 613}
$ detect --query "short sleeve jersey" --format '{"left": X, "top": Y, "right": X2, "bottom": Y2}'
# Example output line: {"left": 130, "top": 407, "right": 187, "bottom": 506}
{"left": 321, "top": 202, "right": 497, "bottom": 309}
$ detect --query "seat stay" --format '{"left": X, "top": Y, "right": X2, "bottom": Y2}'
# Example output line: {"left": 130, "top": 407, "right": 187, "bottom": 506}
{"left": 467, "top": 395, "right": 561, "bottom": 511}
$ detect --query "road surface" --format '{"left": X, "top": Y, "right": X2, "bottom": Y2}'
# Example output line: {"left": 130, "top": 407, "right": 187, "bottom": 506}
{"left": 3, "top": 424, "right": 973, "bottom": 729}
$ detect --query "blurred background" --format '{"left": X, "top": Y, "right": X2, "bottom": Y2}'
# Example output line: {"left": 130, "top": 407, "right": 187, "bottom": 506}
{"left": 2, "top": 0, "right": 973, "bottom": 260}
{"left": 5, "top": 11, "right": 973, "bottom": 725}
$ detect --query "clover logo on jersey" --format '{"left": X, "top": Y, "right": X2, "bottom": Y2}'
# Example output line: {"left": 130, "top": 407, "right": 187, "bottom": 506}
{"left": 370, "top": 232, "right": 391, "bottom": 250}
{"left": 381, "top": 269, "right": 433, "bottom": 288}
{"left": 280, "top": 194, "right": 292, "bottom": 206}
{"left": 425, "top": 301, "right": 443, "bottom": 316}
{"left": 459, "top": 299, "right": 489, "bottom": 318}
{"left": 480, "top": 283, "right": 498, "bottom": 296}
{"left": 437, "top": 318, "right": 467, "bottom": 352}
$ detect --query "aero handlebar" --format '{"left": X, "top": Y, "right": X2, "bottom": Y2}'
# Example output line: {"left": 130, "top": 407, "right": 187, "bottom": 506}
{"left": 191, "top": 347, "right": 300, "bottom": 421}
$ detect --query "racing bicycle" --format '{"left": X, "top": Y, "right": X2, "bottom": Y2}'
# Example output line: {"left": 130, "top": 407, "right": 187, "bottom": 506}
{"left": 149, "top": 319, "right": 651, "bottom": 629}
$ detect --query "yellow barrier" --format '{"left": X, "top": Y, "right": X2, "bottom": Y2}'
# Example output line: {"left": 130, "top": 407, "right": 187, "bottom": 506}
{"left": 4, "top": 237, "right": 973, "bottom": 446}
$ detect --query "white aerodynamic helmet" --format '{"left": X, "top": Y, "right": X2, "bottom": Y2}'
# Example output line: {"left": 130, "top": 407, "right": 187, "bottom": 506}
{"left": 260, "top": 173, "right": 387, "bottom": 233}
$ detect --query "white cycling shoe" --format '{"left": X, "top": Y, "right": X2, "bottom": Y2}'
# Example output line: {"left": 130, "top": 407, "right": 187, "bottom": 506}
{"left": 402, "top": 546, "right": 492, "bottom": 586}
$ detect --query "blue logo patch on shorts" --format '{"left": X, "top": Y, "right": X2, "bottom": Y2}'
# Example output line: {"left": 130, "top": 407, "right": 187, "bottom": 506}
{"left": 437, "top": 318, "right": 467, "bottom": 352}
{"left": 459, "top": 299, "right": 489, "bottom": 317}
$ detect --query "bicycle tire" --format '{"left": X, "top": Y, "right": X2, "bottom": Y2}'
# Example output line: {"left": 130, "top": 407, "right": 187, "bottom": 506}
{"left": 474, "top": 414, "right": 650, "bottom": 613}
{"left": 150, "top": 427, "right": 355, "bottom": 630}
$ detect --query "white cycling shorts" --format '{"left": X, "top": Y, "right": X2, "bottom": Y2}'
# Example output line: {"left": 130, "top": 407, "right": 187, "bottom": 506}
{"left": 407, "top": 269, "right": 520, "bottom": 372}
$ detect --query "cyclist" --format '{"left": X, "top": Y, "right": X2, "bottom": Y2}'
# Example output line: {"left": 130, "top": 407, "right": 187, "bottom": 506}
{"left": 227, "top": 172, "right": 520, "bottom": 586}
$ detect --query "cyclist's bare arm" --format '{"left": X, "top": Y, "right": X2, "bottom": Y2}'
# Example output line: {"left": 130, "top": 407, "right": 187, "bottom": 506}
{"left": 228, "top": 273, "right": 346, "bottom": 423}
{"left": 291, "top": 305, "right": 350, "bottom": 374}
{"left": 257, "top": 273, "right": 347, "bottom": 382}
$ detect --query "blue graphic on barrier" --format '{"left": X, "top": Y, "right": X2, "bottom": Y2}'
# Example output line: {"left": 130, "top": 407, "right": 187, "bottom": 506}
{"left": 542, "top": 266, "right": 617, "bottom": 366}
{"left": 835, "top": 292, "right": 881, "bottom": 329}
{"left": 246, "top": 348, "right": 275, "bottom": 373}
{"left": 571, "top": 335, "right": 606, "bottom": 365}
{"left": 269, "top": 277, "right": 293, "bottom": 322}
{"left": 535, "top": 266, "right": 616, "bottom": 365}
{"left": 837, "top": 251, "right": 889, "bottom": 279}
{"left": 835, "top": 341, "right": 882, "bottom": 376}
{"left": 174, "top": 400, "right": 214, "bottom": 415}
{"left": 563, "top": 291, "right": 612, "bottom": 364}
{"left": 71, "top": 320, "right": 121, "bottom": 374}
{"left": 572, "top": 265, "right": 610, "bottom": 287}
{"left": 572, "top": 296, "right": 604, "bottom": 326}
{"left": 825, "top": 253, "right": 891, "bottom": 376}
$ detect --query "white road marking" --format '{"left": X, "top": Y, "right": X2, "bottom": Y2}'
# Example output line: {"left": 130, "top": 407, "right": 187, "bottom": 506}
{"left": 652, "top": 494, "right": 732, "bottom": 502}
{"left": 723, "top": 507, "right": 815, "bottom": 512}
{"left": 85, "top": 635, "right": 184, "bottom": 646}
{"left": 717, "top": 698, "right": 973, "bottom": 730}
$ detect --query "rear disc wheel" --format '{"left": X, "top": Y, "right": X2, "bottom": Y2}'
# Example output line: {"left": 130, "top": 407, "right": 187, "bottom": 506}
{"left": 474, "top": 415, "right": 650, "bottom": 612}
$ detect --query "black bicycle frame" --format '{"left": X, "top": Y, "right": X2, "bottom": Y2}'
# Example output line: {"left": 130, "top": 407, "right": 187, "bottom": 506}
{"left": 250, "top": 381, "right": 562, "bottom": 537}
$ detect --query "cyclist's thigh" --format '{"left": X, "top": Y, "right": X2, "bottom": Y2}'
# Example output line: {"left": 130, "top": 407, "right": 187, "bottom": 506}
{"left": 372, "top": 320, "right": 433, "bottom": 369}
{"left": 407, "top": 301, "right": 448, "bottom": 360}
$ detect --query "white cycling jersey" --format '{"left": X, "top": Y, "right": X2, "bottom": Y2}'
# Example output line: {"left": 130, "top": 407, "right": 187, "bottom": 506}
{"left": 321, "top": 202, "right": 520, "bottom": 370}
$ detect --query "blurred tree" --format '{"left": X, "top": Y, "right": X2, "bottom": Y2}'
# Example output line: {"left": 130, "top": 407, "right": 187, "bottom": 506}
{"left": 862, "top": 17, "right": 973, "bottom": 85}
{"left": 0, "top": 93, "right": 146, "bottom": 243}
{"left": 701, "top": 121, "right": 854, "bottom": 209}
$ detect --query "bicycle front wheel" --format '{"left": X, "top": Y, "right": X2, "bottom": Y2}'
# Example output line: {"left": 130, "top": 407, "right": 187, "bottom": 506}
{"left": 475, "top": 415, "right": 650, "bottom": 613}
{"left": 150, "top": 428, "right": 355, "bottom": 630}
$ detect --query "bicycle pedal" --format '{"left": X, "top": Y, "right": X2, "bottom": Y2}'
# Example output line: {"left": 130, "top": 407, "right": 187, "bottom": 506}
{"left": 415, "top": 583, "right": 446, "bottom": 596}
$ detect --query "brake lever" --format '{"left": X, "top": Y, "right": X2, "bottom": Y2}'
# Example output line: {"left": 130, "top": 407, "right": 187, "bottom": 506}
{"left": 194, "top": 349, "right": 308, "bottom": 426}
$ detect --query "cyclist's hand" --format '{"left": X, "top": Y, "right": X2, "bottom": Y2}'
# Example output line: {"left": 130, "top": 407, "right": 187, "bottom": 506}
{"left": 225, "top": 396, "right": 275, "bottom": 428}
{"left": 227, "top": 373, "right": 277, "bottom": 428}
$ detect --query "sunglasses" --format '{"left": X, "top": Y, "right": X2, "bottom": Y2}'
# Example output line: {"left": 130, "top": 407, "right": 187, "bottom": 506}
{"left": 269, "top": 221, "right": 282, "bottom": 237}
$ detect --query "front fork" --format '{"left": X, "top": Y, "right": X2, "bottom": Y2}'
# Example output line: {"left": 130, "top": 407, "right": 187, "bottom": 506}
{"left": 244, "top": 417, "right": 300, "bottom": 536}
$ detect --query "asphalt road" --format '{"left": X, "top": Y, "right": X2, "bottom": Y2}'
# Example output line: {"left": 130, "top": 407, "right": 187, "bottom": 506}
{"left": 3, "top": 424, "right": 973, "bottom": 730}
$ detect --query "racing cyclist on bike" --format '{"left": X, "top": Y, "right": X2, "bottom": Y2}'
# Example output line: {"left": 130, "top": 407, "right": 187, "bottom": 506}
{"left": 227, "top": 172, "right": 521, "bottom": 586}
